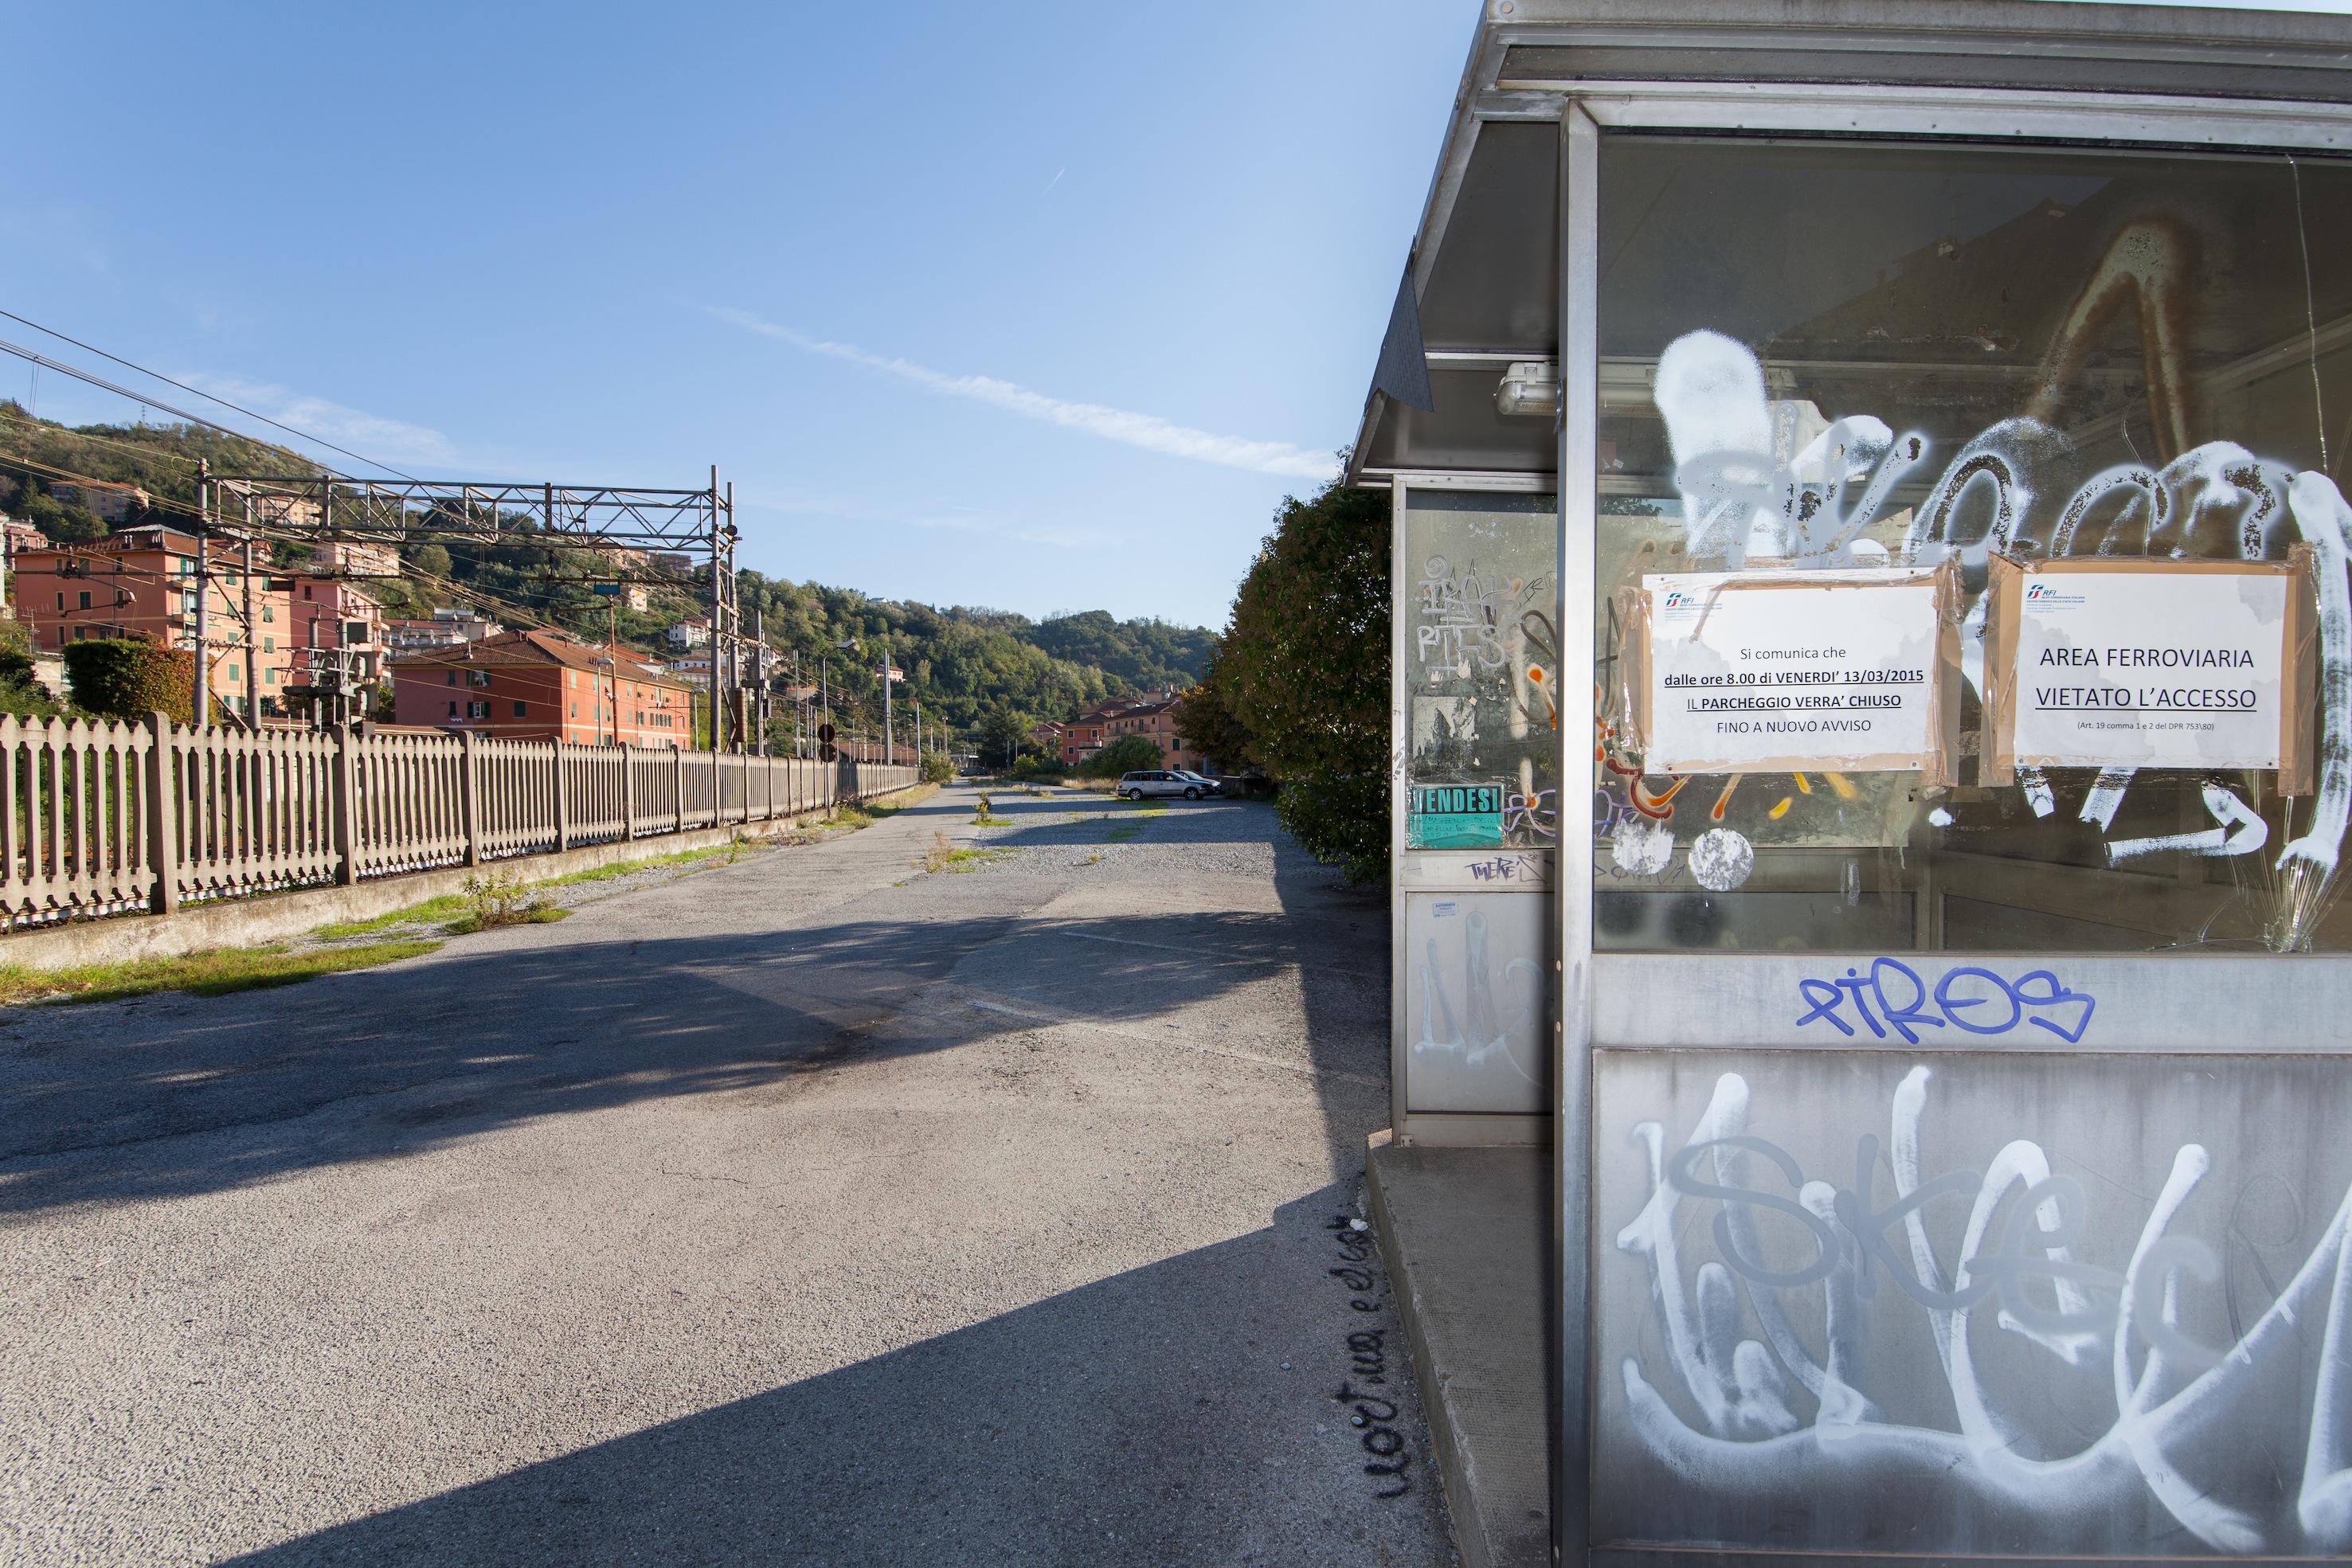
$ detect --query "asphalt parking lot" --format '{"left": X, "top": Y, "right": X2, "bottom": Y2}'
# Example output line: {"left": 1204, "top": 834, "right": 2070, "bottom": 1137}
{"left": 0, "top": 783, "right": 1450, "bottom": 1566}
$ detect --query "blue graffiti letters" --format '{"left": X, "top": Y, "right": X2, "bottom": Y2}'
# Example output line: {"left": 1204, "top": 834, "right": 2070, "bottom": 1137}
{"left": 1796, "top": 956, "right": 2094, "bottom": 1043}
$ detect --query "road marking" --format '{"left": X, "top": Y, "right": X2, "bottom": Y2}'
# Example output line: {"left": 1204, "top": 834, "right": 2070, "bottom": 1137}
{"left": 954, "top": 988, "right": 1383, "bottom": 1089}
{"left": 1047, "top": 929, "right": 1384, "bottom": 981}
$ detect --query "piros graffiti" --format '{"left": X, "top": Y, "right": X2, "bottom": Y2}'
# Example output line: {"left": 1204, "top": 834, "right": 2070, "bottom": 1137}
{"left": 1796, "top": 956, "right": 2096, "bottom": 1044}
{"left": 1612, "top": 1066, "right": 2352, "bottom": 1557}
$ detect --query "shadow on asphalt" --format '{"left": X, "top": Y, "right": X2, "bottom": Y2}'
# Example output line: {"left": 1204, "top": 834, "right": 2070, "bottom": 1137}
{"left": 0, "top": 829, "right": 1391, "bottom": 1217}
{"left": 215, "top": 1188, "right": 1439, "bottom": 1568}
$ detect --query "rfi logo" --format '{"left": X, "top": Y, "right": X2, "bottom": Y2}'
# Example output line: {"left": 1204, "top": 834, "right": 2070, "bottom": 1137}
{"left": 2025, "top": 583, "right": 2054, "bottom": 600}
{"left": 1661, "top": 591, "right": 1689, "bottom": 609}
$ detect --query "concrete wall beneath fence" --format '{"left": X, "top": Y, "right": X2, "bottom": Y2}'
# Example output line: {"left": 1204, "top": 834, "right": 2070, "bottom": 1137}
{"left": 0, "top": 780, "right": 933, "bottom": 972}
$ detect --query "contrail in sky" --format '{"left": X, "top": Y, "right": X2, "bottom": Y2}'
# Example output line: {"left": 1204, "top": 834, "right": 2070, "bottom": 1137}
{"left": 708, "top": 306, "right": 1334, "bottom": 479}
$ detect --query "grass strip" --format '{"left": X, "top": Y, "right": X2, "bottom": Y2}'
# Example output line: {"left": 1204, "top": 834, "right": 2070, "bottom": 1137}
{"left": 1103, "top": 799, "right": 1166, "bottom": 843}
{"left": 0, "top": 940, "right": 444, "bottom": 1007}
{"left": 314, "top": 895, "right": 470, "bottom": 940}
{"left": 859, "top": 788, "right": 933, "bottom": 818}
{"left": 305, "top": 786, "right": 922, "bottom": 943}
{"left": 315, "top": 846, "right": 752, "bottom": 940}
{"left": 938, "top": 848, "right": 1013, "bottom": 874}
{"left": 442, "top": 908, "right": 569, "bottom": 936}
{"left": 536, "top": 845, "right": 746, "bottom": 887}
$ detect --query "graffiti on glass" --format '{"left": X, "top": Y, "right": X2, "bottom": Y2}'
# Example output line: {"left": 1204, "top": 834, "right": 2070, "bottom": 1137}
{"left": 1618, "top": 1067, "right": 2352, "bottom": 1556}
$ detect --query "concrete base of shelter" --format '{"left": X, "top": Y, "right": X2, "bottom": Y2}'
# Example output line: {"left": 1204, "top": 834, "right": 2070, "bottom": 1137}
{"left": 0, "top": 781, "right": 934, "bottom": 972}
{"left": 1366, "top": 1131, "right": 1553, "bottom": 1568}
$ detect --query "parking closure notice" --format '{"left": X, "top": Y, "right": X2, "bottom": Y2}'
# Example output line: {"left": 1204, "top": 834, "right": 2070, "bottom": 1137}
{"left": 1636, "top": 568, "right": 1950, "bottom": 774}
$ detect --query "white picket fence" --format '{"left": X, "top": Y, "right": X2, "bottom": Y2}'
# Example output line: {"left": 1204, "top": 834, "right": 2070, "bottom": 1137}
{"left": 0, "top": 712, "right": 918, "bottom": 929}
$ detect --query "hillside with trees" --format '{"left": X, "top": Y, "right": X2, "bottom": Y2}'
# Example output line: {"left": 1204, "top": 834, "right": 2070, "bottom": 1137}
{"left": 0, "top": 406, "right": 1215, "bottom": 744}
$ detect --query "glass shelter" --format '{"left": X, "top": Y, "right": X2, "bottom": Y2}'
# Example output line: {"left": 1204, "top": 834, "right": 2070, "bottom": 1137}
{"left": 1353, "top": 3, "right": 2352, "bottom": 1561}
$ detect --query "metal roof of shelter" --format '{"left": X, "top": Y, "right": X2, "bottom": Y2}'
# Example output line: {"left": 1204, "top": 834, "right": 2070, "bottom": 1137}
{"left": 1348, "top": 0, "right": 2352, "bottom": 491}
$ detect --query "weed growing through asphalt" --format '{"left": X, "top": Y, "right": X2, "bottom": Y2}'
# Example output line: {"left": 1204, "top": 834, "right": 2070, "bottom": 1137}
{"left": 920, "top": 829, "right": 1008, "bottom": 874}
{"left": 922, "top": 831, "right": 957, "bottom": 873}
{"left": 0, "top": 940, "right": 444, "bottom": 1007}
{"left": 449, "top": 870, "right": 567, "bottom": 934}
{"left": 944, "top": 849, "right": 1012, "bottom": 872}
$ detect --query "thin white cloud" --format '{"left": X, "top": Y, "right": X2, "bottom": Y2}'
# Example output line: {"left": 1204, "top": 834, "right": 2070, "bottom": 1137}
{"left": 186, "top": 375, "right": 456, "bottom": 467}
{"left": 708, "top": 307, "right": 1334, "bottom": 480}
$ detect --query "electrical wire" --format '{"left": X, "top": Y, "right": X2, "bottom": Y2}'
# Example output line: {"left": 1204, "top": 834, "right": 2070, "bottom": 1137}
{"left": 0, "top": 309, "right": 417, "bottom": 482}
{"left": 0, "top": 337, "right": 323, "bottom": 468}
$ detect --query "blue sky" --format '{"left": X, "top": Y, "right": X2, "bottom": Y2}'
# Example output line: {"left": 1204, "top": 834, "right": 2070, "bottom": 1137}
{"left": 5, "top": 1, "right": 2346, "bottom": 630}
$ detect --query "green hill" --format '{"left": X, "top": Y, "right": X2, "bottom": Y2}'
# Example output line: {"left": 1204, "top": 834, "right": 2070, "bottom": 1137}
{"left": 0, "top": 409, "right": 1215, "bottom": 741}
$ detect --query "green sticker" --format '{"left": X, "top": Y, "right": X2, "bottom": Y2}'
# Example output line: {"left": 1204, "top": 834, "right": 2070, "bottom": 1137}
{"left": 1408, "top": 782, "right": 1504, "bottom": 849}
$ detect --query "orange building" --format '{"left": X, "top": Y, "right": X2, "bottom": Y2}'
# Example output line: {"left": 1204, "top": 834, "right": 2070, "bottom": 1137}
{"left": 390, "top": 628, "right": 692, "bottom": 745}
{"left": 10, "top": 524, "right": 296, "bottom": 721}
{"left": 280, "top": 576, "right": 385, "bottom": 714}
{"left": 1105, "top": 694, "right": 1208, "bottom": 772}
{"left": 1059, "top": 698, "right": 1142, "bottom": 768}
{"left": 1057, "top": 692, "right": 1208, "bottom": 771}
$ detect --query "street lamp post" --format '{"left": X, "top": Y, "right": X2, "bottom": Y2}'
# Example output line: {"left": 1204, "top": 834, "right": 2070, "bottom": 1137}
{"left": 880, "top": 634, "right": 894, "bottom": 766}
{"left": 832, "top": 639, "right": 859, "bottom": 762}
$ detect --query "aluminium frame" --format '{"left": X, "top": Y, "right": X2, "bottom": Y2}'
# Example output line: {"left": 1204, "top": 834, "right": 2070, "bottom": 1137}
{"left": 1536, "top": 78, "right": 2352, "bottom": 1568}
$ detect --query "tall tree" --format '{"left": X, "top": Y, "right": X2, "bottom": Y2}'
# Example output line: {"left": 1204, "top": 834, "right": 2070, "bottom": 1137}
{"left": 1218, "top": 477, "right": 1388, "bottom": 878}
{"left": 1170, "top": 646, "right": 1254, "bottom": 773}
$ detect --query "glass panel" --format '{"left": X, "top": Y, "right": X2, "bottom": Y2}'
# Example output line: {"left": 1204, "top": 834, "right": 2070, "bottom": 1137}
{"left": 1405, "top": 492, "right": 1561, "bottom": 849}
{"left": 1400, "top": 490, "right": 1558, "bottom": 1116}
{"left": 1595, "top": 138, "right": 2352, "bottom": 953}
{"left": 1594, "top": 1048, "right": 2352, "bottom": 1555}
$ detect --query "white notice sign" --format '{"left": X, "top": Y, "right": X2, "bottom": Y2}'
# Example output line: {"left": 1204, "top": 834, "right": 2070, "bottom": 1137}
{"left": 1638, "top": 567, "right": 1954, "bottom": 776}
{"left": 1990, "top": 560, "right": 2302, "bottom": 772}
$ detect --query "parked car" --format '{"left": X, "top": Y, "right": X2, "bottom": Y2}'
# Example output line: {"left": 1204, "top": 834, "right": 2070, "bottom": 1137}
{"left": 1118, "top": 769, "right": 1212, "bottom": 801}
{"left": 1172, "top": 770, "right": 1224, "bottom": 797}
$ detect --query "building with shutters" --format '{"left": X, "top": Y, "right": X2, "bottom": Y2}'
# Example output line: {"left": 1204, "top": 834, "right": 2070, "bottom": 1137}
{"left": 9, "top": 524, "right": 293, "bottom": 720}
{"left": 389, "top": 628, "right": 692, "bottom": 745}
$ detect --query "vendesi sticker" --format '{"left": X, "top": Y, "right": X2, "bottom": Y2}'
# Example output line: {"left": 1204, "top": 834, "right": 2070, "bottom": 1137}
{"left": 1407, "top": 783, "right": 1503, "bottom": 849}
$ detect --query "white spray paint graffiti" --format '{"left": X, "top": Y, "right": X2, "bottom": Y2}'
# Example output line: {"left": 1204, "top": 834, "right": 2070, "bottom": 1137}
{"left": 2107, "top": 782, "right": 2271, "bottom": 862}
{"left": 1616, "top": 1066, "right": 2352, "bottom": 1555}
{"left": 1656, "top": 330, "right": 1930, "bottom": 567}
{"left": 1411, "top": 906, "right": 1544, "bottom": 1091}
{"left": 2283, "top": 473, "right": 2352, "bottom": 880}
{"left": 1415, "top": 554, "right": 1508, "bottom": 677}
{"left": 1647, "top": 327, "right": 2352, "bottom": 890}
